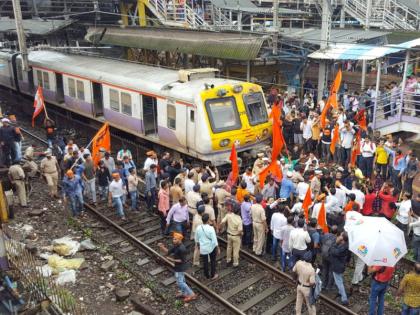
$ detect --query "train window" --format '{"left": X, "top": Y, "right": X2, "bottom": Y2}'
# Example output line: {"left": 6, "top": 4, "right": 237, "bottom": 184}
{"left": 243, "top": 92, "right": 268, "bottom": 126}
{"left": 43, "top": 72, "right": 50, "bottom": 90}
{"left": 167, "top": 104, "right": 176, "bottom": 129}
{"left": 121, "top": 92, "right": 132, "bottom": 116}
{"left": 190, "top": 110, "right": 195, "bottom": 123}
{"left": 205, "top": 97, "right": 241, "bottom": 133}
{"left": 37, "top": 70, "right": 43, "bottom": 87}
{"left": 76, "top": 80, "right": 85, "bottom": 100}
{"left": 110, "top": 89, "right": 120, "bottom": 112}
{"left": 68, "top": 78, "right": 76, "bottom": 98}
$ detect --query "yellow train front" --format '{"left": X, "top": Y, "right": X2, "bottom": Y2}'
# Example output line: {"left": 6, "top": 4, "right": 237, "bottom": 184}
{"left": 192, "top": 81, "right": 272, "bottom": 165}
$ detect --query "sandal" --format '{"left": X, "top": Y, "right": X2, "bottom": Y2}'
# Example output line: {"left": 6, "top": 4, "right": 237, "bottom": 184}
{"left": 183, "top": 294, "right": 198, "bottom": 302}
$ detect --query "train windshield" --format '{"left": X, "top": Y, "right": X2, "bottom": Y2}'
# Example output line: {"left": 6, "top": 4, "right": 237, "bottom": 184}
{"left": 205, "top": 96, "right": 241, "bottom": 133}
{"left": 243, "top": 92, "right": 268, "bottom": 126}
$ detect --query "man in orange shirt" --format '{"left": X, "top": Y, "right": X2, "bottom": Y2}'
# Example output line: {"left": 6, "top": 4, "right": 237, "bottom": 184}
{"left": 344, "top": 193, "right": 360, "bottom": 213}
{"left": 236, "top": 181, "right": 249, "bottom": 203}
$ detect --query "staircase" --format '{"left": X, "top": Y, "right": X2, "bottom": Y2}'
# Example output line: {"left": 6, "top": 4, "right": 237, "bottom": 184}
{"left": 147, "top": 0, "right": 208, "bottom": 28}
{"left": 204, "top": 5, "right": 235, "bottom": 30}
{"left": 344, "top": 0, "right": 420, "bottom": 30}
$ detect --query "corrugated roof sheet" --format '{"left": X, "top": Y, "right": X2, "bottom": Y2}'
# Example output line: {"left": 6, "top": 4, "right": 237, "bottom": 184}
{"left": 0, "top": 17, "right": 74, "bottom": 36}
{"left": 85, "top": 26, "right": 267, "bottom": 60}
{"left": 279, "top": 28, "right": 390, "bottom": 45}
{"left": 308, "top": 38, "right": 420, "bottom": 60}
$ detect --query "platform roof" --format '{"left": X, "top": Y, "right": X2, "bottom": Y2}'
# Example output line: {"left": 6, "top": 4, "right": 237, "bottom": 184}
{"left": 279, "top": 28, "right": 390, "bottom": 45}
{"left": 86, "top": 26, "right": 267, "bottom": 60}
{"left": 0, "top": 17, "right": 74, "bottom": 36}
{"left": 308, "top": 37, "right": 420, "bottom": 60}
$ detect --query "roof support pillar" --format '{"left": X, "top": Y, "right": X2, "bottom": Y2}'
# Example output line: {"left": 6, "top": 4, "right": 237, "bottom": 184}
{"left": 317, "top": 0, "right": 331, "bottom": 99}
{"left": 399, "top": 49, "right": 410, "bottom": 120}
{"left": 237, "top": 11, "right": 242, "bottom": 31}
{"left": 137, "top": 0, "right": 147, "bottom": 26}
{"left": 372, "top": 58, "right": 381, "bottom": 129}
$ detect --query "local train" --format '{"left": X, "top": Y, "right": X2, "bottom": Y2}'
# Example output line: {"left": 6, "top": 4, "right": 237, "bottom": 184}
{"left": 0, "top": 49, "right": 272, "bottom": 165}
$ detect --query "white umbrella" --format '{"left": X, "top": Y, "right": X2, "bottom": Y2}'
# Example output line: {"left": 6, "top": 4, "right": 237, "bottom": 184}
{"left": 346, "top": 216, "right": 407, "bottom": 267}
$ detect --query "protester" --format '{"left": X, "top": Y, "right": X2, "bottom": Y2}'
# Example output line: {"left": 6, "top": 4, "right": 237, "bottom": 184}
{"left": 368, "top": 265, "right": 395, "bottom": 315}
{"left": 62, "top": 169, "right": 84, "bottom": 217}
{"left": 108, "top": 172, "right": 126, "bottom": 220}
{"left": 397, "top": 263, "right": 420, "bottom": 315}
{"left": 329, "top": 231, "right": 350, "bottom": 306}
{"left": 195, "top": 213, "right": 219, "bottom": 280}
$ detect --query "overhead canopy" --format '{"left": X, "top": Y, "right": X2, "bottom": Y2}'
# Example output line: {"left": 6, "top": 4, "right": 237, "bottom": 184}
{"left": 308, "top": 38, "right": 420, "bottom": 60}
{"left": 0, "top": 17, "right": 74, "bottom": 36}
{"left": 86, "top": 26, "right": 267, "bottom": 60}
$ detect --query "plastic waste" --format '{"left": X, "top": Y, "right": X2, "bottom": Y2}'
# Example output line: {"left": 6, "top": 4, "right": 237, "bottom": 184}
{"left": 56, "top": 270, "right": 76, "bottom": 285}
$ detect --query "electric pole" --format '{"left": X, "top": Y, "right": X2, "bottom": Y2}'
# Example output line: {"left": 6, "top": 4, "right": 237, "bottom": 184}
{"left": 361, "top": 0, "right": 372, "bottom": 91}
{"left": 317, "top": 0, "right": 331, "bottom": 100}
{"left": 12, "top": 0, "right": 29, "bottom": 71}
{"left": 272, "top": 0, "right": 279, "bottom": 54}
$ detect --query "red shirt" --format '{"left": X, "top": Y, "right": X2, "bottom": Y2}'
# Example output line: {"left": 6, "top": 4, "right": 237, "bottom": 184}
{"left": 372, "top": 266, "right": 395, "bottom": 283}
{"left": 362, "top": 193, "right": 376, "bottom": 216}
{"left": 378, "top": 191, "right": 397, "bottom": 219}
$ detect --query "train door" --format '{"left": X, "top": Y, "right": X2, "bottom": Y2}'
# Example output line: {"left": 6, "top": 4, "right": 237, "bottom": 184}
{"left": 186, "top": 107, "right": 196, "bottom": 151}
{"left": 28, "top": 69, "right": 34, "bottom": 93}
{"left": 92, "top": 82, "right": 103, "bottom": 116}
{"left": 142, "top": 95, "right": 158, "bottom": 136}
{"left": 55, "top": 73, "right": 64, "bottom": 103}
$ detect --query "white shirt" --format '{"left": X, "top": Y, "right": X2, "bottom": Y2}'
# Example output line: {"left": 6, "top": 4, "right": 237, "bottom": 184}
{"left": 326, "top": 194, "right": 341, "bottom": 213}
{"left": 296, "top": 182, "right": 309, "bottom": 200}
{"left": 242, "top": 173, "right": 256, "bottom": 194}
{"left": 340, "top": 128, "right": 355, "bottom": 149}
{"left": 290, "top": 202, "right": 303, "bottom": 214}
{"left": 184, "top": 179, "right": 195, "bottom": 194}
{"left": 64, "top": 144, "right": 79, "bottom": 154}
{"left": 340, "top": 185, "right": 365, "bottom": 209}
{"left": 361, "top": 140, "right": 376, "bottom": 158}
{"left": 410, "top": 217, "right": 420, "bottom": 236}
{"left": 301, "top": 121, "right": 312, "bottom": 140}
{"left": 270, "top": 213, "right": 287, "bottom": 239}
{"left": 109, "top": 179, "right": 125, "bottom": 198}
{"left": 396, "top": 200, "right": 412, "bottom": 225}
{"left": 304, "top": 157, "right": 319, "bottom": 172}
{"left": 288, "top": 228, "right": 311, "bottom": 251}
{"left": 143, "top": 157, "right": 158, "bottom": 170}
{"left": 335, "top": 188, "right": 347, "bottom": 209}
{"left": 80, "top": 148, "right": 91, "bottom": 157}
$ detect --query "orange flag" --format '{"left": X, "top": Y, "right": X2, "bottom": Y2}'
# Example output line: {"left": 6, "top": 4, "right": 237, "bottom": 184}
{"left": 92, "top": 123, "right": 111, "bottom": 165}
{"left": 330, "top": 124, "right": 339, "bottom": 155}
{"left": 229, "top": 144, "right": 239, "bottom": 184}
{"left": 350, "top": 130, "right": 362, "bottom": 167}
{"left": 355, "top": 109, "right": 367, "bottom": 131}
{"left": 302, "top": 187, "right": 312, "bottom": 222}
{"left": 32, "top": 86, "right": 45, "bottom": 127}
{"left": 318, "top": 201, "right": 329, "bottom": 233}
{"left": 320, "top": 69, "right": 342, "bottom": 128}
{"left": 259, "top": 160, "right": 283, "bottom": 188}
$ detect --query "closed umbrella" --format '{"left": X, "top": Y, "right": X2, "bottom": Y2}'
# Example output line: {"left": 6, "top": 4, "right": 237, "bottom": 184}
{"left": 346, "top": 216, "right": 407, "bottom": 267}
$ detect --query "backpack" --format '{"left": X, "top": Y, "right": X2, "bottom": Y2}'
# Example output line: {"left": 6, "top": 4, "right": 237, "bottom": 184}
{"left": 321, "top": 234, "right": 336, "bottom": 260}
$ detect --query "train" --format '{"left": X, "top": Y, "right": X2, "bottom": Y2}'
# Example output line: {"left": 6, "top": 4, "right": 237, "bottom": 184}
{"left": 0, "top": 49, "right": 272, "bottom": 166}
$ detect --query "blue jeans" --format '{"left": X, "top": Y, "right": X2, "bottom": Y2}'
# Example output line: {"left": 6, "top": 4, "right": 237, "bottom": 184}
{"left": 281, "top": 250, "right": 292, "bottom": 272}
{"left": 369, "top": 279, "right": 389, "bottom": 315}
{"left": 146, "top": 187, "right": 156, "bottom": 210}
{"left": 68, "top": 192, "right": 84, "bottom": 216}
{"left": 169, "top": 221, "right": 186, "bottom": 235}
{"left": 47, "top": 138, "right": 53, "bottom": 148}
{"left": 112, "top": 196, "right": 125, "bottom": 217}
{"left": 175, "top": 272, "right": 193, "bottom": 296}
{"left": 272, "top": 237, "right": 281, "bottom": 260}
{"left": 401, "top": 303, "right": 420, "bottom": 315}
{"left": 98, "top": 185, "right": 108, "bottom": 201}
{"left": 333, "top": 272, "right": 348, "bottom": 303}
{"left": 13, "top": 141, "right": 22, "bottom": 163}
{"left": 84, "top": 178, "right": 96, "bottom": 203}
{"left": 129, "top": 191, "right": 138, "bottom": 210}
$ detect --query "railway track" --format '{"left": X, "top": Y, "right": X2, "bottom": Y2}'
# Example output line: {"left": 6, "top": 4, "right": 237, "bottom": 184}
{"left": 13, "top": 127, "right": 368, "bottom": 315}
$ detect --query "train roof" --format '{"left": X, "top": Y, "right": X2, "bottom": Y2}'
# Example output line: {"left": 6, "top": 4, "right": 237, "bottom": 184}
{"left": 25, "top": 50, "right": 242, "bottom": 103}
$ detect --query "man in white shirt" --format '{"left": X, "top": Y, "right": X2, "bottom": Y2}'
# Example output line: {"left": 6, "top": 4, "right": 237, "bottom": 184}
{"left": 270, "top": 204, "right": 287, "bottom": 261}
{"left": 359, "top": 136, "right": 376, "bottom": 178}
{"left": 338, "top": 182, "right": 365, "bottom": 210}
{"left": 143, "top": 151, "right": 158, "bottom": 171}
{"left": 300, "top": 117, "right": 312, "bottom": 153}
{"left": 242, "top": 167, "right": 256, "bottom": 194}
{"left": 184, "top": 172, "right": 195, "bottom": 194}
{"left": 296, "top": 179, "right": 309, "bottom": 201}
{"left": 64, "top": 140, "right": 79, "bottom": 154}
{"left": 340, "top": 121, "right": 355, "bottom": 166}
{"left": 289, "top": 218, "right": 311, "bottom": 265}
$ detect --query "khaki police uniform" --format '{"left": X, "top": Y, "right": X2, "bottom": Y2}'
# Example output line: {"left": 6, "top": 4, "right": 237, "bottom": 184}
{"left": 200, "top": 181, "right": 216, "bottom": 199}
{"left": 215, "top": 187, "right": 231, "bottom": 230}
{"left": 40, "top": 156, "right": 59, "bottom": 196}
{"left": 221, "top": 212, "right": 243, "bottom": 266}
{"left": 186, "top": 190, "right": 202, "bottom": 215}
{"left": 251, "top": 203, "right": 266, "bottom": 255}
{"left": 8, "top": 164, "right": 27, "bottom": 206}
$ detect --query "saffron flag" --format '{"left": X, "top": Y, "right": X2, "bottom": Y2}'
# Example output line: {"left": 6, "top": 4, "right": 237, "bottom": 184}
{"left": 318, "top": 201, "right": 329, "bottom": 233}
{"left": 302, "top": 187, "right": 312, "bottom": 222}
{"left": 229, "top": 144, "right": 239, "bottom": 184}
{"left": 330, "top": 124, "right": 339, "bottom": 155}
{"left": 92, "top": 123, "right": 111, "bottom": 165}
{"left": 320, "top": 69, "right": 342, "bottom": 128}
{"left": 258, "top": 160, "right": 283, "bottom": 188}
{"left": 355, "top": 109, "right": 367, "bottom": 131}
{"left": 32, "top": 86, "right": 45, "bottom": 127}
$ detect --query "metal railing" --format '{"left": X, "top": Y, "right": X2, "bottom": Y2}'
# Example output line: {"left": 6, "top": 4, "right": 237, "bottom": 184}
{"left": 4, "top": 237, "right": 86, "bottom": 315}
{"left": 147, "top": 0, "right": 207, "bottom": 27}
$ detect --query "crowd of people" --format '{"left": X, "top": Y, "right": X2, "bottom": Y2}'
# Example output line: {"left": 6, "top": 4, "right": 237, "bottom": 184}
{"left": 1, "top": 83, "right": 420, "bottom": 314}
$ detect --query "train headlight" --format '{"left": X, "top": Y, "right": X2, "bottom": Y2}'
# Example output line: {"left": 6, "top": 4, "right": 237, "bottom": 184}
{"left": 217, "top": 88, "right": 227, "bottom": 97}
{"left": 262, "top": 128, "right": 269, "bottom": 136}
{"left": 232, "top": 85, "right": 243, "bottom": 93}
{"left": 219, "top": 139, "right": 230, "bottom": 147}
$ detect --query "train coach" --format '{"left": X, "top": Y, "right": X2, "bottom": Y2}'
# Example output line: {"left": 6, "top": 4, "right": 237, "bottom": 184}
{"left": 0, "top": 49, "right": 272, "bottom": 166}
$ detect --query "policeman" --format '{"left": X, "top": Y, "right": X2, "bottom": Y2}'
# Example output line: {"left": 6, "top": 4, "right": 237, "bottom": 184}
{"left": 40, "top": 151, "right": 60, "bottom": 198}
{"left": 22, "top": 152, "right": 38, "bottom": 178}
{"left": 8, "top": 162, "right": 27, "bottom": 207}
{"left": 214, "top": 180, "right": 231, "bottom": 231}
{"left": 251, "top": 194, "right": 268, "bottom": 256}
{"left": 220, "top": 199, "right": 243, "bottom": 267}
